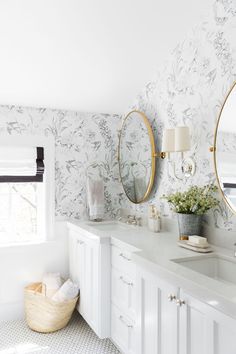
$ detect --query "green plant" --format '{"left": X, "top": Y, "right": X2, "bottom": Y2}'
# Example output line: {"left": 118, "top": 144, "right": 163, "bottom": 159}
{"left": 162, "top": 185, "right": 219, "bottom": 215}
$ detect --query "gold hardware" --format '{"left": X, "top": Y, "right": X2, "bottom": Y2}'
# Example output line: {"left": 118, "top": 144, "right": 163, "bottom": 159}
{"left": 209, "top": 146, "right": 216, "bottom": 152}
{"left": 179, "top": 235, "right": 189, "bottom": 241}
{"left": 212, "top": 80, "right": 236, "bottom": 215}
{"left": 117, "top": 110, "right": 156, "bottom": 204}
{"left": 153, "top": 151, "right": 166, "bottom": 159}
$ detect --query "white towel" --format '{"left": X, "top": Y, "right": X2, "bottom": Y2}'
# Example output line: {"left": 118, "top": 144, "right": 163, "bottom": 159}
{"left": 42, "top": 273, "right": 62, "bottom": 298}
{"left": 87, "top": 178, "right": 104, "bottom": 220}
{"left": 52, "top": 279, "right": 79, "bottom": 303}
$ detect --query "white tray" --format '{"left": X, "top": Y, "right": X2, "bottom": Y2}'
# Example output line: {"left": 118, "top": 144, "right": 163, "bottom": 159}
{"left": 178, "top": 240, "right": 213, "bottom": 253}
{"left": 187, "top": 241, "right": 209, "bottom": 249}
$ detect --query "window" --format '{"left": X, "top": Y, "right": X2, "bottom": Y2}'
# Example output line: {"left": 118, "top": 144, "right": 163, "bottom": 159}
{"left": 0, "top": 136, "right": 54, "bottom": 245}
{"left": 0, "top": 182, "right": 44, "bottom": 244}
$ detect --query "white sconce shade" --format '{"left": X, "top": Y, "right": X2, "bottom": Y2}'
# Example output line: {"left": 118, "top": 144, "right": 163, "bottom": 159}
{"left": 162, "top": 128, "right": 175, "bottom": 152}
{"left": 175, "top": 126, "right": 191, "bottom": 152}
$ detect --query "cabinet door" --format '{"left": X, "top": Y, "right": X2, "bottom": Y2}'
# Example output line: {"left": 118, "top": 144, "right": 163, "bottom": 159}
{"left": 180, "top": 290, "right": 236, "bottom": 354}
{"left": 68, "top": 232, "right": 87, "bottom": 315}
{"left": 76, "top": 235, "right": 87, "bottom": 317}
{"left": 69, "top": 231, "right": 99, "bottom": 329}
{"left": 84, "top": 238, "right": 99, "bottom": 330}
{"left": 68, "top": 232, "right": 79, "bottom": 284}
{"left": 215, "top": 317, "right": 236, "bottom": 354}
{"left": 179, "top": 290, "right": 212, "bottom": 354}
{"left": 136, "top": 267, "right": 179, "bottom": 354}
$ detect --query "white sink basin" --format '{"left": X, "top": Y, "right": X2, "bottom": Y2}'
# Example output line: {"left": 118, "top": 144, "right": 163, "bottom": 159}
{"left": 85, "top": 221, "right": 130, "bottom": 232}
{"left": 172, "top": 255, "right": 236, "bottom": 286}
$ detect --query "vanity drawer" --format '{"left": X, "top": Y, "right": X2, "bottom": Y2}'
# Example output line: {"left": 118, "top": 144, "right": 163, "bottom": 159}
{"left": 111, "top": 245, "right": 136, "bottom": 278}
{"left": 111, "top": 267, "right": 136, "bottom": 320}
{"left": 111, "top": 305, "right": 136, "bottom": 354}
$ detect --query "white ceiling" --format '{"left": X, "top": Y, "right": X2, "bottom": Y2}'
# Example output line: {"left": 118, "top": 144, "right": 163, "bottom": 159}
{"left": 0, "top": 0, "right": 213, "bottom": 114}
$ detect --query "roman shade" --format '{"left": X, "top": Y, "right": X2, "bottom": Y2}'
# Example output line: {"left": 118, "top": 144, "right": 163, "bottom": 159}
{"left": 0, "top": 146, "right": 44, "bottom": 182}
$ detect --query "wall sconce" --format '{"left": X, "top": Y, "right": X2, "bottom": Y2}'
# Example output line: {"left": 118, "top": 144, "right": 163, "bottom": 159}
{"left": 162, "top": 128, "right": 175, "bottom": 158}
{"left": 162, "top": 126, "right": 196, "bottom": 180}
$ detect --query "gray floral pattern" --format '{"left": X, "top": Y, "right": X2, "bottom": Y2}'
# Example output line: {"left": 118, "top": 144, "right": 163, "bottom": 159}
{"left": 120, "top": 0, "right": 236, "bottom": 231}
{"left": 0, "top": 105, "right": 123, "bottom": 220}
{"left": 0, "top": 1, "right": 235, "bottom": 233}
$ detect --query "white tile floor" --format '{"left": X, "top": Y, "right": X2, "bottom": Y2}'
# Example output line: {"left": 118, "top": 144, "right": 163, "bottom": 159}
{"left": 0, "top": 312, "right": 120, "bottom": 354}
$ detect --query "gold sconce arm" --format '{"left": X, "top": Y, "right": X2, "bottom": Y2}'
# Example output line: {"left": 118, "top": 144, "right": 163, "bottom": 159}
{"left": 153, "top": 152, "right": 166, "bottom": 159}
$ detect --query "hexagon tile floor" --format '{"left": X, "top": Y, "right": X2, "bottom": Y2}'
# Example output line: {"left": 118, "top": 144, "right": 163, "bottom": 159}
{"left": 0, "top": 312, "right": 120, "bottom": 354}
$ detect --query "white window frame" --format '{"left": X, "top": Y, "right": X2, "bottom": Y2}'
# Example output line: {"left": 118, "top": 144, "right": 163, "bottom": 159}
{"left": 0, "top": 135, "right": 55, "bottom": 243}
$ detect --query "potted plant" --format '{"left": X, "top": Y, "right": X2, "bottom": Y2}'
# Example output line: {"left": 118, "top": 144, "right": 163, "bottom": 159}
{"left": 162, "top": 185, "right": 219, "bottom": 240}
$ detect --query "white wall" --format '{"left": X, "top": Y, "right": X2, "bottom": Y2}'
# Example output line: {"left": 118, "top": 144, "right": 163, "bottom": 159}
{"left": 0, "top": 221, "right": 69, "bottom": 322}
{"left": 0, "top": 0, "right": 213, "bottom": 114}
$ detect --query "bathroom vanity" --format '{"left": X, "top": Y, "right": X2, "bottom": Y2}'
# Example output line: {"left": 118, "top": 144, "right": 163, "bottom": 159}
{"left": 67, "top": 220, "right": 236, "bottom": 354}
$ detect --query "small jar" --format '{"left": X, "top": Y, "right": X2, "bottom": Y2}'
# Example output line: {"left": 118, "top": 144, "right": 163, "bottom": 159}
{"left": 148, "top": 216, "right": 161, "bottom": 233}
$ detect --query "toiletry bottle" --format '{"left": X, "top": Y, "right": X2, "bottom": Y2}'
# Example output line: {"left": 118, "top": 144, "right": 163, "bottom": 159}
{"left": 155, "top": 211, "right": 161, "bottom": 233}
{"left": 148, "top": 205, "right": 160, "bottom": 233}
{"left": 148, "top": 205, "right": 155, "bottom": 232}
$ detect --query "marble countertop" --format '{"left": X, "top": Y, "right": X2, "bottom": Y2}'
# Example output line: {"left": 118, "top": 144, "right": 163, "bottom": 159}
{"left": 67, "top": 219, "right": 236, "bottom": 320}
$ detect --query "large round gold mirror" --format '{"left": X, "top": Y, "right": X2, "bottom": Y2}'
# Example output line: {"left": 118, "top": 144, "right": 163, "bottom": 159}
{"left": 214, "top": 82, "right": 236, "bottom": 213}
{"left": 118, "top": 110, "right": 156, "bottom": 204}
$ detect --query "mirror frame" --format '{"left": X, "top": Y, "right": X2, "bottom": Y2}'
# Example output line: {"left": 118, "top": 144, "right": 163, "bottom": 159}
{"left": 118, "top": 110, "right": 156, "bottom": 204}
{"left": 213, "top": 81, "right": 236, "bottom": 215}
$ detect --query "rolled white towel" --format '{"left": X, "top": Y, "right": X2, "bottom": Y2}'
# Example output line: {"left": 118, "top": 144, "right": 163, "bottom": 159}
{"left": 52, "top": 279, "right": 79, "bottom": 303}
{"left": 42, "top": 273, "right": 62, "bottom": 298}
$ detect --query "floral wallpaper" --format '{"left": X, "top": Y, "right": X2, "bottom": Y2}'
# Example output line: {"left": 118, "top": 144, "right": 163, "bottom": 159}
{"left": 0, "top": 0, "right": 235, "bottom": 235}
{"left": 120, "top": 0, "right": 236, "bottom": 232}
{"left": 0, "top": 105, "right": 122, "bottom": 220}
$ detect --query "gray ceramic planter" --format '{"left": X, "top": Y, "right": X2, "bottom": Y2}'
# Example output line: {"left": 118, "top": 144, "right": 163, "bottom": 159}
{"left": 177, "top": 213, "right": 202, "bottom": 239}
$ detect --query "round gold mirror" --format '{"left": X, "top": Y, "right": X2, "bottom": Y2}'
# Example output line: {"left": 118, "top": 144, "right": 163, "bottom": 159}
{"left": 118, "top": 110, "right": 156, "bottom": 204}
{"left": 214, "top": 82, "right": 236, "bottom": 213}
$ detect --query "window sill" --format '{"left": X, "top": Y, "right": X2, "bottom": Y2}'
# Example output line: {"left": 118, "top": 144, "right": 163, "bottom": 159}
{"left": 0, "top": 238, "right": 58, "bottom": 251}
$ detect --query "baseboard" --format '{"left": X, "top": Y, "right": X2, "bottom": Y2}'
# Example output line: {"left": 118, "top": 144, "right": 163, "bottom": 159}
{"left": 0, "top": 301, "right": 24, "bottom": 323}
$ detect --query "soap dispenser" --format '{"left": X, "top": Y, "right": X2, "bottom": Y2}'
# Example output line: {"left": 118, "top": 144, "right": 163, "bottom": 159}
{"left": 148, "top": 205, "right": 161, "bottom": 233}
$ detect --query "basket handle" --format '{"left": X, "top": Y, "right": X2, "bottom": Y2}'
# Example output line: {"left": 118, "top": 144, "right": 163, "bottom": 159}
{"left": 34, "top": 283, "right": 47, "bottom": 296}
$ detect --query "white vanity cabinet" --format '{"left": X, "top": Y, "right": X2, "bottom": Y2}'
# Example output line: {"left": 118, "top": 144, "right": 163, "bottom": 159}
{"left": 136, "top": 265, "right": 236, "bottom": 354}
{"left": 179, "top": 290, "right": 213, "bottom": 354}
{"left": 111, "top": 243, "right": 137, "bottom": 354}
{"left": 136, "top": 266, "right": 179, "bottom": 354}
{"left": 179, "top": 290, "right": 236, "bottom": 354}
{"left": 67, "top": 221, "right": 236, "bottom": 354}
{"left": 68, "top": 224, "right": 110, "bottom": 339}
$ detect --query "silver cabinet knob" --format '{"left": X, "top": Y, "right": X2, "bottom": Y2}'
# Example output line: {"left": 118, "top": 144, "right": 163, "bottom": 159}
{"left": 176, "top": 299, "right": 185, "bottom": 307}
{"left": 168, "top": 294, "right": 176, "bottom": 302}
{"left": 77, "top": 240, "right": 84, "bottom": 245}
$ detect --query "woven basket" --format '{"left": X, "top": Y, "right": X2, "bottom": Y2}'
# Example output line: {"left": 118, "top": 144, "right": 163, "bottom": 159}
{"left": 24, "top": 282, "right": 79, "bottom": 333}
